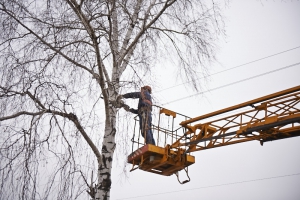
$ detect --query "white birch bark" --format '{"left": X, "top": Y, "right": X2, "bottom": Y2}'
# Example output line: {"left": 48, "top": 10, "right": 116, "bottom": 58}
{"left": 0, "top": 1, "right": 223, "bottom": 199}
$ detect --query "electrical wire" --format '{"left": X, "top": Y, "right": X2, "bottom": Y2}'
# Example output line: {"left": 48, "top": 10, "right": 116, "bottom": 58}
{"left": 161, "top": 61, "right": 300, "bottom": 106}
{"left": 115, "top": 172, "right": 300, "bottom": 200}
{"left": 157, "top": 45, "right": 300, "bottom": 93}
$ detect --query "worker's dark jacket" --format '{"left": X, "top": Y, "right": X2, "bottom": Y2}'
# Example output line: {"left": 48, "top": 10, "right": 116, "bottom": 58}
{"left": 123, "top": 90, "right": 155, "bottom": 145}
{"left": 122, "top": 91, "right": 152, "bottom": 114}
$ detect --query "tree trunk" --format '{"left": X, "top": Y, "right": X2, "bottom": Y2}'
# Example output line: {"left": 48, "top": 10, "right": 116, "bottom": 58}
{"left": 0, "top": 1, "right": 224, "bottom": 199}
{"left": 95, "top": 104, "right": 117, "bottom": 199}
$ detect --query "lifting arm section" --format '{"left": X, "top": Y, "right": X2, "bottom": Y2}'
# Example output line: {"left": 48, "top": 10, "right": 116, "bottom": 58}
{"left": 176, "top": 85, "right": 300, "bottom": 153}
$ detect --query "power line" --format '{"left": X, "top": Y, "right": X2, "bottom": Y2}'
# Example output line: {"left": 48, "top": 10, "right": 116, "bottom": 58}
{"left": 115, "top": 172, "right": 300, "bottom": 200}
{"left": 157, "top": 45, "right": 300, "bottom": 93}
{"left": 2, "top": 49, "right": 298, "bottom": 149}
{"left": 161, "top": 61, "right": 300, "bottom": 106}
{"left": 57, "top": 47, "right": 300, "bottom": 120}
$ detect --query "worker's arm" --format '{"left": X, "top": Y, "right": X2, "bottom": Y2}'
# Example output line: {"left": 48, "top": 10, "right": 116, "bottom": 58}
{"left": 129, "top": 108, "right": 138, "bottom": 114}
{"left": 122, "top": 92, "right": 141, "bottom": 99}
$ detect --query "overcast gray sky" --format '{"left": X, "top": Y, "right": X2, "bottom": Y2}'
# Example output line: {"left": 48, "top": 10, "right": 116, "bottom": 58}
{"left": 111, "top": 1, "right": 300, "bottom": 200}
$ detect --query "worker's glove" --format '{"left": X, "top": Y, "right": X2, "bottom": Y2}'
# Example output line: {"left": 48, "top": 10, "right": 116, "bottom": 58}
{"left": 116, "top": 95, "right": 123, "bottom": 103}
{"left": 123, "top": 104, "right": 130, "bottom": 111}
{"left": 114, "top": 95, "right": 123, "bottom": 108}
{"left": 129, "top": 108, "right": 134, "bottom": 112}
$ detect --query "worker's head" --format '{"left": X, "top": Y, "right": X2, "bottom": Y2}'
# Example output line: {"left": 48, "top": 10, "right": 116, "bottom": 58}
{"left": 143, "top": 85, "right": 152, "bottom": 94}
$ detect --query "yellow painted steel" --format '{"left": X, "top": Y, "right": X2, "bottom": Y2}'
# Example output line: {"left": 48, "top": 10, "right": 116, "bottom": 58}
{"left": 127, "top": 85, "right": 300, "bottom": 180}
{"left": 128, "top": 144, "right": 195, "bottom": 176}
{"left": 178, "top": 85, "right": 300, "bottom": 152}
{"left": 180, "top": 85, "right": 300, "bottom": 126}
{"left": 160, "top": 108, "right": 177, "bottom": 118}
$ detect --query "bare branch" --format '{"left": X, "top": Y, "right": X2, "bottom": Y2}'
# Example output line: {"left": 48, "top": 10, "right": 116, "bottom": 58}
{"left": 0, "top": 1, "right": 225, "bottom": 199}
{"left": 0, "top": 4, "right": 94, "bottom": 76}
{"left": 0, "top": 110, "right": 45, "bottom": 121}
{"left": 119, "top": 0, "right": 177, "bottom": 64}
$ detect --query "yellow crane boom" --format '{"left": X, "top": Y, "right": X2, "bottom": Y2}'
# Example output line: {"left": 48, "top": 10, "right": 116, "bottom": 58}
{"left": 127, "top": 85, "right": 300, "bottom": 183}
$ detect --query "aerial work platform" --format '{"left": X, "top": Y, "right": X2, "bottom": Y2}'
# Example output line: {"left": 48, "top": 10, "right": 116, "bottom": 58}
{"left": 128, "top": 144, "right": 195, "bottom": 176}
{"left": 127, "top": 85, "right": 300, "bottom": 183}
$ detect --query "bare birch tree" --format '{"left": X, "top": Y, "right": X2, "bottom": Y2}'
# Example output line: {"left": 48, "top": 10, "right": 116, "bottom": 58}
{"left": 0, "top": 0, "right": 224, "bottom": 199}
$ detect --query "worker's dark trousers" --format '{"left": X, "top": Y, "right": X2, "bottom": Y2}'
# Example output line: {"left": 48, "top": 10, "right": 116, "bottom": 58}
{"left": 138, "top": 110, "right": 155, "bottom": 145}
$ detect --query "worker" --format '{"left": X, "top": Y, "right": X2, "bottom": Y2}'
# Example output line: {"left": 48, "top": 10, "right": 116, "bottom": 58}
{"left": 118, "top": 86, "right": 155, "bottom": 145}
